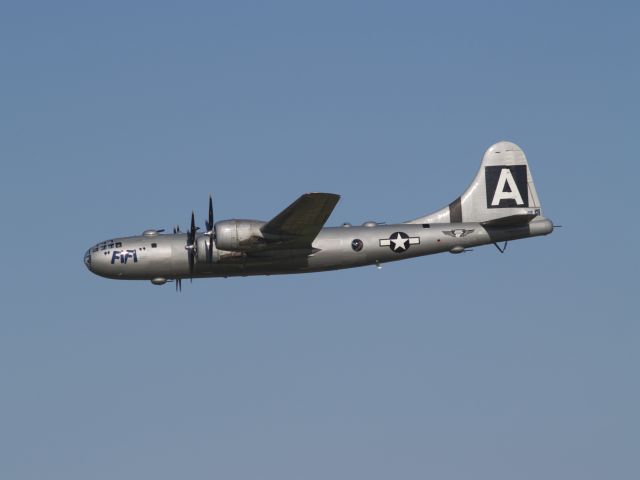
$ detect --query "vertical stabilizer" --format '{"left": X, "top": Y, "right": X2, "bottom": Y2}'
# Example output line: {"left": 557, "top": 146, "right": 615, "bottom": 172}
{"left": 407, "top": 141, "right": 543, "bottom": 224}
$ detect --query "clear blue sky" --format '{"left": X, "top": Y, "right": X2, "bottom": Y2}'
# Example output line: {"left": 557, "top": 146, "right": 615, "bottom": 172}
{"left": 1, "top": 2, "right": 638, "bottom": 479}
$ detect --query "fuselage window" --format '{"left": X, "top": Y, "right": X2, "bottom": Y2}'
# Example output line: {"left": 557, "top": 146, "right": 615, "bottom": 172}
{"left": 351, "top": 239, "right": 364, "bottom": 252}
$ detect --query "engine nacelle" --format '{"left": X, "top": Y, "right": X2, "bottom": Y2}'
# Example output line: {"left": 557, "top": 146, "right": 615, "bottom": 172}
{"left": 214, "top": 219, "right": 267, "bottom": 252}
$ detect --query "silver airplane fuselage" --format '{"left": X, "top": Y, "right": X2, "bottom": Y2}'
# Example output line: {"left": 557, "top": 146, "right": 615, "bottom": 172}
{"left": 84, "top": 218, "right": 553, "bottom": 282}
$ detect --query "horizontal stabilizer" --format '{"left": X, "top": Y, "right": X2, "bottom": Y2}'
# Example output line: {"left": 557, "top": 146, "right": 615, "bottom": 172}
{"left": 481, "top": 213, "right": 538, "bottom": 227}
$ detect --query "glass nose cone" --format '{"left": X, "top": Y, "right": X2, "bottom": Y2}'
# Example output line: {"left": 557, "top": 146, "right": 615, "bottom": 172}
{"left": 84, "top": 249, "right": 92, "bottom": 270}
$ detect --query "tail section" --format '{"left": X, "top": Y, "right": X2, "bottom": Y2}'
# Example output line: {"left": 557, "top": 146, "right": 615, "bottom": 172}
{"left": 408, "top": 141, "right": 543, "bottom": 225}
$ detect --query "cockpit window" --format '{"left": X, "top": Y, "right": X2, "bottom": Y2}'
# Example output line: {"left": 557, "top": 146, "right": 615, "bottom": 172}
{"left": 115, "top": 242, "right": 122, "bottom": 248}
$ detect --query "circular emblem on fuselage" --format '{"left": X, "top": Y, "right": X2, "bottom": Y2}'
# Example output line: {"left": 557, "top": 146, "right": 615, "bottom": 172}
{"left": 379, "top": 231, "right": 420, "bottom": 253}
{"left": 351, "top": 239, "right": 364, "bottom": 252}
{"left": 388, "top": 232, "right": 409, "bottom": 252}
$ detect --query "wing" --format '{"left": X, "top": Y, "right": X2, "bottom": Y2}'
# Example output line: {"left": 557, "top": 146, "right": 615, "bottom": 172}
{"left": 261, "top": 192, "right": 340, "bottom": 248}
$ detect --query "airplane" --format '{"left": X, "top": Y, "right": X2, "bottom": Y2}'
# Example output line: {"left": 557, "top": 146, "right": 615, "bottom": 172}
{"left": 84, "top": 141, "right": 554, "bottom": 290}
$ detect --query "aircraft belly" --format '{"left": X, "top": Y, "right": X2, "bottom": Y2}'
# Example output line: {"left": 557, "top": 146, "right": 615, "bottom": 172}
{"left": 184, "top": 248, "right": 311, "bottom": 277}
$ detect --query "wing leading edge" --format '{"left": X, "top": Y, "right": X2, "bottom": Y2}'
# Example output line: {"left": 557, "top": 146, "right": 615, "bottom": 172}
{"left": 261, "top": 192, "right": 340, "bottom": 248}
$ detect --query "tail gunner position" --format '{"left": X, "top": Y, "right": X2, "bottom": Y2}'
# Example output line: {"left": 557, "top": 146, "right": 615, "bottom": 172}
{"left": 84, "top": 141, "right": 554, "bottom": 290}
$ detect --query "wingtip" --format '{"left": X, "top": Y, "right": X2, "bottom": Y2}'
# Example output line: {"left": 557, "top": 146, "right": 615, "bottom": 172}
{"left": 304, "top": 192, "right": 341, "bottom": 199}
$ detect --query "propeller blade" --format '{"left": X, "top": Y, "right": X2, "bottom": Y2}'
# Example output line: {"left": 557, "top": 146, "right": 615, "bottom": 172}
{"left": 186, "top": 211, "right": 199, "bottom": 277}
{"left": 205, "top": 195, "right": 215, "bottom": 263}
{"left": 207, "top": 195, "right": 214, "bottom": 231}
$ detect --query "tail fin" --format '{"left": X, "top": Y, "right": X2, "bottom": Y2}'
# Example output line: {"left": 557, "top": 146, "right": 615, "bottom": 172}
{"left": 407, "top": 141, "right": 543, "bottom": 225}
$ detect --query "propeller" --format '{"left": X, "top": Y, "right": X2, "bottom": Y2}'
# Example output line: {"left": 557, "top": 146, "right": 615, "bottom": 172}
{"left": 185, "top": 211, "right": 199, "bottom": 276}
{"left": 204, "top": 195, "right": 215, "bottom": 262}
{"left": 173, "top": 196, "right": 214, "bottom": 291}
{"left": 172, "top": 225, "right": 182, "bottom": 290}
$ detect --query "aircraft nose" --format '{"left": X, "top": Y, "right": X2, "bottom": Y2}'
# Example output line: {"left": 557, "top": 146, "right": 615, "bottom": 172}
{"left": 83, "top": 248, "right": 93, "bottom": 271}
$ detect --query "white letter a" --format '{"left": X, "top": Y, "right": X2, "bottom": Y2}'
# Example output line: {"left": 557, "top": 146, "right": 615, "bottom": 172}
{"left": 491, "top": 168, "right": 525, "bottom": 206}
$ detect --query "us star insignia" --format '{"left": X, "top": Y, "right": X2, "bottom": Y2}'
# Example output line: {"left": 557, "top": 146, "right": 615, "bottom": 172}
{"left": 442, "top": 229, "right": 474, "bottom": 238}
{"left": 379, "top": 231, "right": 420, "bottom": 252}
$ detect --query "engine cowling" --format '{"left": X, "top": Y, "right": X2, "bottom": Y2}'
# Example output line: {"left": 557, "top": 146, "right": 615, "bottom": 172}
{"left": 214, "top": 219, "right": 267, "bottom": 252}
